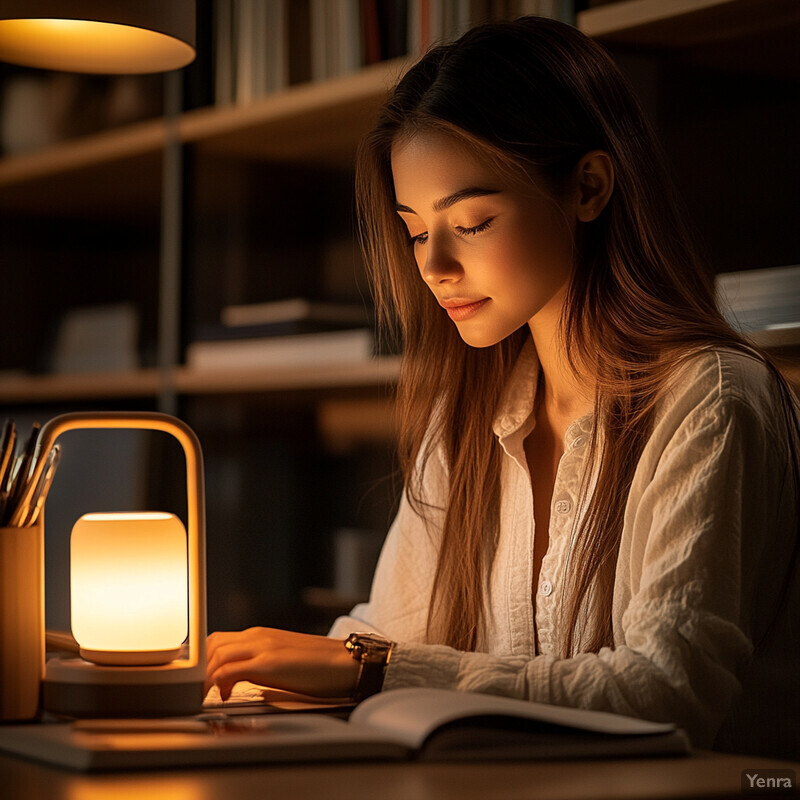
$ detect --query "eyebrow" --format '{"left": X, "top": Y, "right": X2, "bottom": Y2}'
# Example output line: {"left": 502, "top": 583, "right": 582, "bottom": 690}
{"left": 395, "top": 186, "right": 500, "bottom": 215}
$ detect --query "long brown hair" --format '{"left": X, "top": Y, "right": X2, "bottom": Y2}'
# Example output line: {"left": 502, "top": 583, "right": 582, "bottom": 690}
{"left": 356, "top": 16, "right": 800, "bottom": 655}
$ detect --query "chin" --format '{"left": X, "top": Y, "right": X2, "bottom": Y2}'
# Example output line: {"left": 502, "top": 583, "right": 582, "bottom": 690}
{"left": 456, "top": 325, "right": 512, "bottom": 349}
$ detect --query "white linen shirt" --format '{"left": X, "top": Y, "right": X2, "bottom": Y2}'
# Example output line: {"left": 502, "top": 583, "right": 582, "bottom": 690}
{"left": 329, "top": 344, "right": 799, "bottom": 758}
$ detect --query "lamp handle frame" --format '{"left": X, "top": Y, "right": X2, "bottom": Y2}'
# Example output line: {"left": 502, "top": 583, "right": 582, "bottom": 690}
{"left": 30, "top": 411, "right": 207, "bottom": 669}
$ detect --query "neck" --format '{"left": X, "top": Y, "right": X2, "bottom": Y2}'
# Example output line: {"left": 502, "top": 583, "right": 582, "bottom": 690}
{"left": 528, "top": 298, "right": 595, "bottom": 430}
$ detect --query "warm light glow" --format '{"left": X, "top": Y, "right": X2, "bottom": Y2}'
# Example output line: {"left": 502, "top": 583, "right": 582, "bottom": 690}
{"left": 71, "top": 512, "right": 188, "bottom": 665}
{"left": 82, "top": 512, "right": 174, "bottom": 522}
{"left": 65, "top": 776, "right": 210, "bottom": 800}
{"left": 0, "top": 18, "right": 195, "bottom": 73}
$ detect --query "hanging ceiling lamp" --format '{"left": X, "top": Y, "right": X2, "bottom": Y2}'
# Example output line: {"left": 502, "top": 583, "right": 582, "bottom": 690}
{"left": 0, "top": 1, "right": 195, "bottom": 74}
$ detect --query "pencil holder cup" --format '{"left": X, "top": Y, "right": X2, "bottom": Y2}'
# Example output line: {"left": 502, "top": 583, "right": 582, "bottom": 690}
{"left": 0, "top": 520, "right": 44, "bottom": 721}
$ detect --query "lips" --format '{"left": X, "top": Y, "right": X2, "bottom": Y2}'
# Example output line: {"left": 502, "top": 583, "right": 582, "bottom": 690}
{"left": 439, "top": 297, "right": 489, "bottom": 322}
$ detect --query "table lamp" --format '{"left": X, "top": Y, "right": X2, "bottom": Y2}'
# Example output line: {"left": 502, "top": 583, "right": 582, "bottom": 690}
{"left": 70, "top": 512, "right": 189, "bottom": 666}
{"left": 27, "top": 411, "right": 207, "bottom": 718}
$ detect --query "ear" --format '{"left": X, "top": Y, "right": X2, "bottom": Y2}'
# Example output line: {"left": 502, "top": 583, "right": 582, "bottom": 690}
{"left": 573, "top": 150, "right": 614, "bottom": 223}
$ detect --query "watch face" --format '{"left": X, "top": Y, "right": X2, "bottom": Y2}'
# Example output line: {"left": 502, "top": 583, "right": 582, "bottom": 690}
{"left": 345, "top": 634, "right": 394, "bottom": 702}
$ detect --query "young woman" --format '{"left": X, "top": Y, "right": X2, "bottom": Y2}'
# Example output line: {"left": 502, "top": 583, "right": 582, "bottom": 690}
{"left": 206, "top": 16, "right": 799, "bottom": 759}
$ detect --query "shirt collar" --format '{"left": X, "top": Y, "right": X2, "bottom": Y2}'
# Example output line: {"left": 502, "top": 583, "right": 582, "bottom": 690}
{"left": 492, "top": 338, "right": 540, "bottom": 440}
{"left": 491, "top": 337, "right": 594, "bottom": 444}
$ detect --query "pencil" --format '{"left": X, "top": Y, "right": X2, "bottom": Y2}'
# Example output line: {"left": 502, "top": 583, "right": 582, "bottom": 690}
{"left": 0, "top": 420, "right": 17, "bottom": 526}
{"left": 0, "top": 419, "right": 16, "bottom": 495}
{"left": 23, "top": 444, "right": 61, "bottom": 527}
{"left": 6, "top": 422, "right": 41, "bottom": 527}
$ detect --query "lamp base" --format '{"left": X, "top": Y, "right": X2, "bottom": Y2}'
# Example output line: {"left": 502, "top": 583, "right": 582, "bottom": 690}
{"left": 79, "top": 647, "right": 183, "bottom": 666}
{"left": 43, "top": 657, "right": 205, "bottom": 718}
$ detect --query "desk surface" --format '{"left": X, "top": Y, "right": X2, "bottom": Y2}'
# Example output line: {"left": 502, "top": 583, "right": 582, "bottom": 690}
{"left": 2, "top": 750, "right": 798, "bottom": 800}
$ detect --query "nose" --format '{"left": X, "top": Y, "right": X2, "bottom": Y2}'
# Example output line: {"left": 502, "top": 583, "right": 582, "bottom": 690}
{"left": 418, "top": 236, "right": 462, "bottom": 286}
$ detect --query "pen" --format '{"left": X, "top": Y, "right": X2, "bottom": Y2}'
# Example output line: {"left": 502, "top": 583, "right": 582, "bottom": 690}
{"left": 0, "top": 420, "right": 16, "bottom": 525}
{"left": 5, "top": 422, "right": 41, "bottom": 527}
{"left": 23, "top": 444, "right": 61, "bottom": 527}
{"left": 0, "top": 419, "right": 16, "bottom": 495}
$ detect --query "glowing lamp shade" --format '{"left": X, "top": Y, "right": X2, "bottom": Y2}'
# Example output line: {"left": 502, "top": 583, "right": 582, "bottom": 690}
{"left": 0, "top": 2, "right": 196, "bottom": 74}
{"left": 71, "top": 512, "right": 188, "bottom": 666}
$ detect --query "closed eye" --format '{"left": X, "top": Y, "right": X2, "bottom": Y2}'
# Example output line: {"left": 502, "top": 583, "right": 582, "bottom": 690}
{"left": 456, "top": 218, "right": 494, "bottom": 237}
{"left": 408, "top": 231, "right": 428, "bottom": 247}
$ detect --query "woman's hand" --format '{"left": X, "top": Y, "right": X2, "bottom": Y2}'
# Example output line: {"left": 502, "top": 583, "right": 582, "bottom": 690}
{"left": 205, "top": 627, "right": 359, "bottom": 701}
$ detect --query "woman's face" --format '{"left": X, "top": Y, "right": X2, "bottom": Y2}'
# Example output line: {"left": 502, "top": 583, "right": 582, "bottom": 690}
{"left": 391, "top": 130, "right": 577, "bottom": 348}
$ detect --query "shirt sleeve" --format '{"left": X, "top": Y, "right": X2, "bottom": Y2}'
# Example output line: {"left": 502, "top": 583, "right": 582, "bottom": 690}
{"left": 380, "top": 381, "right": 794, "bottom": 750}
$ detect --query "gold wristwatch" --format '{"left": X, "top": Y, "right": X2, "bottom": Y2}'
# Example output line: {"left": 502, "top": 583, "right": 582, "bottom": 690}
{"left": 344, "top": 632, "right": 394, "bottom": 702}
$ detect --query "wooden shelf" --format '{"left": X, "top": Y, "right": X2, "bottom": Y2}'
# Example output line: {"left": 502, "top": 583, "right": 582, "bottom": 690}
{"left": 318, "top": 396, "right": 397, "bottom": 448}
{"left": 0, "top": 369, "right": 165, "bottom": 403}
{"left": 578, "top": 0, "right": 800, "bottom": 79}
{"left": 2, "top": 0, "right": 797, "bottom": 219}
{"left": 0, "top": 140, "right": 163, "bottom": 220}
{"left": 579, "top": 0, "right": 797, "bottom": 41}
{"left": 1, "top": 2, "right": 797, "bottom": 192}
{"left": 0, "top": 9, "right": 796, "bottom": 403}
{"left": 748, "top": 326, "right": 800, "bottom": 351}
{"left": 0, "top": 117, "right": 166, "bottom": 189}
{"left": 2, "top": 349, "right": 787, "bottom": 407}
{"left": 0, "top": 358, "right": 401, "bottom": 405}
{"left": 182, "top": 58, "right": 408, "bottom": 166}
{"left": 0, "top": 59, "right": 406, "bottom": 218}
{"left": 775, "top": 361, "right": 800, "bottom": 395}
{"left": 173, "top": 357, "right": 401, "bottom": 395}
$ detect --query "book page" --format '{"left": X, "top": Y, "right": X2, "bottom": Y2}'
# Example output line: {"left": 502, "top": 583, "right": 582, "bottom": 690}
{"left": 351, "top": 688, "right": 678, "bottom": 751}
{"left": 204, "top": 681, "right": 354, "bottom": 713}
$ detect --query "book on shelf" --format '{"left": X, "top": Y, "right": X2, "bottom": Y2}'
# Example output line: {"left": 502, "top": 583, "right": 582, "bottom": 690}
{"left": 187, "top": 298, "right": 375, "bottom": 370}
{"left": 215, "top": 0, "right": 290, "bottom": 105}
{"left": 0, "top": 3, "right": 577, "bottom": 153}
{"left": 0, "top": 686, "right": 690, "bottom": 771}
{"left": 220, "top": 297, "right": 371, "bottom": 327}
{"left": 186, "top": 327, "right": 374, "bottom": 370}
{"left": 49, "top": 303, "right": 140, "bottom": 374}
{"left": 208, "top": 0, "right": 575, "bottom": 107}
{"left": 716, "top": 264, "right": 800, "bottom": 347}
{"left": 193, "top": 319, "right": 370, "bottom": 341}
{"left": 311, "top": 0, "right": 363, "bottom": 82}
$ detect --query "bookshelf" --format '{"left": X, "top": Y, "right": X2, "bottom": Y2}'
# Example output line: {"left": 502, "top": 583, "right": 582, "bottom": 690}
{"left": 0, "top": 359, "right": 402, "bottom": 403}
{"left": 579, "top": 0, "right": 800, "bottom": 83}
{"left": 1, "top": 0, "right": 797, "bottom": 632}
{"left": 0, "top": 57, "right": 407, "bottom": 201}
{"left": 579, "top": 0, "right": 798, "bottom": 47}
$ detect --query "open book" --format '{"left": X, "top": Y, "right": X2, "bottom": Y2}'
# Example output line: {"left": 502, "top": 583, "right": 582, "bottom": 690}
{"left": 0, "top": 687, "right": 689, "bottom": 771}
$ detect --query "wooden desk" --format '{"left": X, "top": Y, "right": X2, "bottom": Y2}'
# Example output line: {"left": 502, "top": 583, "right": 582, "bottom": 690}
{"left": 2, "top": 750, "right": 797, "bottom": 799}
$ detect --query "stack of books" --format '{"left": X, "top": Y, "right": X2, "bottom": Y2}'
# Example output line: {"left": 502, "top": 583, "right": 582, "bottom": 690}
{"left": 185, "top": 298, "right": 374, "bottom": 370}
{"left": 716, "top": 264, "right": 800, "bottom": 347}
{"left": 213, "top": 0, "right": 572, "bottom": 105}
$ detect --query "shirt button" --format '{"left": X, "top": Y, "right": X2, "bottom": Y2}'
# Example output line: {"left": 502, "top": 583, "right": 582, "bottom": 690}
{"left": 572, "top": 436, "right": 586, "bottom": 449}
{"left": 554, "top": 499, "right": 572, "bottom": 514}
{"left": 540, "top": 581, "right": 553, "bottom": 597}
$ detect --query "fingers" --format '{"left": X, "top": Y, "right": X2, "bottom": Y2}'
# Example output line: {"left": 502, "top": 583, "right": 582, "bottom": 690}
{"left": 206, "top": 628, "right": 265, "bottom": 674}
{"left": 209, "top": 657, "right": 263, "bottom": 701}
{"left": 205, "top": 628, "right": 274, "bottom": 700}
{"left": 206, "top": 628, "right": 257, "bottom": 663}
{"left": 203, "top": 627, "right": 358, "bottom": 700}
